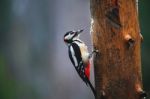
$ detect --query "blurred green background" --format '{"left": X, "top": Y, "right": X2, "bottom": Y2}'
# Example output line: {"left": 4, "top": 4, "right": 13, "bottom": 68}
{"left": 0, "top": 0, "right": 149, "bottom": 99}
{"left": 139, "top": 0, "right": 150, "bottom": 96}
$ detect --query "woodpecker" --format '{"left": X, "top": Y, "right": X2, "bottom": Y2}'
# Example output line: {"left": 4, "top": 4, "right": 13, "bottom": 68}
{"left": 64, "top": 29, "right": 97, "bottom": 97}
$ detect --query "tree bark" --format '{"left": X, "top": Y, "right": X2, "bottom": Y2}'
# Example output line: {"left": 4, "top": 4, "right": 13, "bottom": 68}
{"left": 90, "top": 0, "right": 146, "bottom": 99}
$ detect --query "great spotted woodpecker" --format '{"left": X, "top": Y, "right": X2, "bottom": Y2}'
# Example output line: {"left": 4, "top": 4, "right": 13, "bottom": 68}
{"left": 64, "top": 29, "right": 97, "bottom": 97}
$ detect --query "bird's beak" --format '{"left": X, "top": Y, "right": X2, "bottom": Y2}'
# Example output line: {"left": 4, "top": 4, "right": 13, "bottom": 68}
{"left": 76, "top": 29, "right": 84, "bottom": 35}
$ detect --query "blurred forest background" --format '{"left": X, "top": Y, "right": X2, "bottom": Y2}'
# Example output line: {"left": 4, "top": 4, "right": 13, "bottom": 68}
{"left": 0, "top": 0, "right": 149, "bottom": 99}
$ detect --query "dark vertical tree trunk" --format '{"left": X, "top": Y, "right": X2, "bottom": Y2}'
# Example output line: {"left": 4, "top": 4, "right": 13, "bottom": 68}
{"left": 90, "top": 0, "right": 146, "bottom": 99}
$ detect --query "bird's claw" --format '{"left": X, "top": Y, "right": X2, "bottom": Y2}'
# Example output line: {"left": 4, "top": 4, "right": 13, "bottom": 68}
{"left": 93, "top": 49, "right": 99, "bottom": 53}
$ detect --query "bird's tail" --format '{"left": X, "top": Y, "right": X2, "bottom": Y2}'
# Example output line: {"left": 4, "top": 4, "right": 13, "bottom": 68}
{"left": 86, "top": 79, "right": 96, "bottom": 97}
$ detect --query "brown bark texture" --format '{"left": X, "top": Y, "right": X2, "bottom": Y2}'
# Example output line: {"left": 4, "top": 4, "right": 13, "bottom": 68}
{"left": 90, "top": 0, "right": 146, "bottom": 99}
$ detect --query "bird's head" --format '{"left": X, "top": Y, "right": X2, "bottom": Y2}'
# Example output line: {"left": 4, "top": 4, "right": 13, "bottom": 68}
{"left": 64, "top": 29, "right": 83, "bottom": 44}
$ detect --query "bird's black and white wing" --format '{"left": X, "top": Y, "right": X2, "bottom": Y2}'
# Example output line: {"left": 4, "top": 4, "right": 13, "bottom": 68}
{"left": 68, "top": 43, "right": 87, "bottom": 82}
{"left": 68, "top": 43, "right": 82, "bottom": 67}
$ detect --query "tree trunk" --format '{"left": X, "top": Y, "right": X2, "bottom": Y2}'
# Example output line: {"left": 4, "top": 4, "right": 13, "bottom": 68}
{"left": 90, "top": 0, "right": 146, "bottom": 99}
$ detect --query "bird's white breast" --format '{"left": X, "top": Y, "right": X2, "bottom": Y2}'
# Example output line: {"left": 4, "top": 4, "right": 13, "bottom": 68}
{"left": 76, "top": 41, "right": 89, "bottom": 63}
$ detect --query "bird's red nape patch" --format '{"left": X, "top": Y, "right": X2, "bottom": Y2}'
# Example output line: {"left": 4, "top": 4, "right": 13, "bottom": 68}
{"left": 85, "top": 62, "right": 90, "bottom": 79}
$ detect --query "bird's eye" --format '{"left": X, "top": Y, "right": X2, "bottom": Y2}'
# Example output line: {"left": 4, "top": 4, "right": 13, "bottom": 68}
{"left": 70, "top": 32, "right": 74, "bottom": 35}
